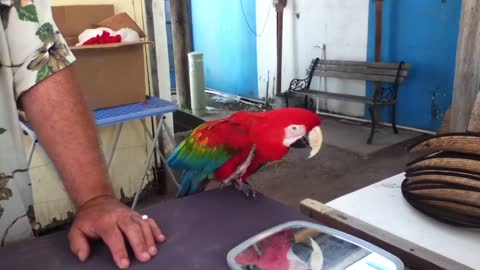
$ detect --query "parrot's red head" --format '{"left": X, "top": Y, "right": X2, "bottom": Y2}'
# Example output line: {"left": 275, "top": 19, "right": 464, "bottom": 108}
{"left": 256, "top": 108, "right": 323, "bottom": 159}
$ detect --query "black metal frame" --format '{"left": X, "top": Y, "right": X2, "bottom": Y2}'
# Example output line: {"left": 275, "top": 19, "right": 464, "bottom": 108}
{"left": 284, "top": 59, "right": 406, "bottom": 144}
{"left": 284, "top": 57, "right": 320, "bottom": 110}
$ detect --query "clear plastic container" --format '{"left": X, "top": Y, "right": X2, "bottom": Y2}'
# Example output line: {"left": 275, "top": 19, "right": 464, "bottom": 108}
{"left": 227, "top": 220, "right": 404, "bottom": 270}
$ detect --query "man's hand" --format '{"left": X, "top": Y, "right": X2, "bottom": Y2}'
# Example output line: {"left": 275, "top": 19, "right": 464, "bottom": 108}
{"left": 68, "top": 195, "right": 165, "bottom": 269}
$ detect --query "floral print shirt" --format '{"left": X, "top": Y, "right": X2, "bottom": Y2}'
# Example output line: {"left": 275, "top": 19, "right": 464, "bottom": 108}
{"left": 0, "top": 0, "right": 75, "bottom": 245}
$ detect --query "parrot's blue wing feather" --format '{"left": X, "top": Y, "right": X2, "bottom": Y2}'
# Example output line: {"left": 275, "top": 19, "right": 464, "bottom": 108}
{"left": 175, "top": 171, "right": 208, "bottom": 197}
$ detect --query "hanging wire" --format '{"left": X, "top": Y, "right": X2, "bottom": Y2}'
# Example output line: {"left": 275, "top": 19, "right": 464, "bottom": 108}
{"left": 239, "top": 0, "right": 271, "bottom": 38}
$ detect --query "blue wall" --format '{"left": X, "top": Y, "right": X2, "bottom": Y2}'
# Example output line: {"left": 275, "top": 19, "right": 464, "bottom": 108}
{"left": 190, "top": 0, "right": 258, "bottom": 98}
{"left": 366, "top": 0, "right": 461, "bottom": 131}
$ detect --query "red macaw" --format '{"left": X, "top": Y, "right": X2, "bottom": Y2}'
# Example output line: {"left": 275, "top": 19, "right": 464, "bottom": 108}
{"left": 167, "top": 107, "right": 323, "bottom": 197}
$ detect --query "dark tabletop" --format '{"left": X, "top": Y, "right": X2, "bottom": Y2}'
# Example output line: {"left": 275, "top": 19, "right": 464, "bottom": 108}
{"left": 0, "top": 187, "right": 314, "bottom": 269}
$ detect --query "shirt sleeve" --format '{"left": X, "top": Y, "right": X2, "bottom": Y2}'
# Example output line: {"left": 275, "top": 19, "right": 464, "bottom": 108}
{"left": 2, "top": 0, "right": 76, "bottom": 100}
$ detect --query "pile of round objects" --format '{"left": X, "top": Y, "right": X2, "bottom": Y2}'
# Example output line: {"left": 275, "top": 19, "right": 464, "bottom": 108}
{"left": 402, "top": 133, "right": 480, "bottom": 228}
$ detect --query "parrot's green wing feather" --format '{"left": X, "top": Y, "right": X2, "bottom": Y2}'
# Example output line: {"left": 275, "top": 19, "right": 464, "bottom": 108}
{"left": 167, "top": 119, "right": 252, "bottom": 196}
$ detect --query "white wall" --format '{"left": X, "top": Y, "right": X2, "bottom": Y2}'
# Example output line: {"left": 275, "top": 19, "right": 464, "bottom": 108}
{"left": 256, "top": 0, "right": 369, "bottom": 117}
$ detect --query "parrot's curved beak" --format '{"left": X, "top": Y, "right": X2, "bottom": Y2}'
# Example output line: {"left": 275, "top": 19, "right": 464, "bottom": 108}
{"left": 290, "top": 126, "right": 323, "bottom": 159}
{"left": 307, "top": 126, "right": 323, "bottom": 159}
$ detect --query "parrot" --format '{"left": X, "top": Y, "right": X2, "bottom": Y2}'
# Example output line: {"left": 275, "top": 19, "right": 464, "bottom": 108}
{"left": 166, "top": 107, "right": 323, "bottom": 198}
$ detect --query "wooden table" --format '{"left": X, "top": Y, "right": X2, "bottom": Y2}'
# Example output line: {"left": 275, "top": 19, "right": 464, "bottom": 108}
{"left": 0, "top": 187, "right": 313, "bottom": 269}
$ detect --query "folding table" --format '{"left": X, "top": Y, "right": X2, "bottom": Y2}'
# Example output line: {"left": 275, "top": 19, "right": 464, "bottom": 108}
{"left": 19, "top": 96, "right": 178, "bottom": 209}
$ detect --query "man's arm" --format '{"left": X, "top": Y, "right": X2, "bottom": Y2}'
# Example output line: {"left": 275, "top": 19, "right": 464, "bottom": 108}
{"left": 21, "top": 67, "right": 165, "bottom": 269}
{"left": 22, "top": 67, "right": 111, "bottom": 207}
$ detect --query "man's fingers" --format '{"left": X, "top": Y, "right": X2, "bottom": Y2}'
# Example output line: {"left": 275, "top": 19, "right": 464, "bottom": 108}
{"left": 100, "top": 226, "right": 131, "bottom": 269}
{"left": 138, "top": 219, "right": 157, "bottom": 256}
{"left": 147, "top": 218, "right": 166, "bottom": 242}
{"left": 68, "top": 227, "right": 91, "bottom": 262}
{"left": 118, "top": 216, "right": 150, "bottom": 263}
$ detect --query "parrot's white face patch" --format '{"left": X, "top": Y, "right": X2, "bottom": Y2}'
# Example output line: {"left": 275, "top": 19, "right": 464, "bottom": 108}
{"left": 283, "top": 125, "right": 306, "bottom": 146}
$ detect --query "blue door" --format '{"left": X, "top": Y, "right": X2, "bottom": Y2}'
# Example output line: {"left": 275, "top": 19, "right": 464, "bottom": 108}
{"left": 366, "top": 0, "right": 461, "bottom": 131}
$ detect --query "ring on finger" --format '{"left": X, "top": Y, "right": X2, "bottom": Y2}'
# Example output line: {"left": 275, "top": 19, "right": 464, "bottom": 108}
{"left": 131, "top": 213, "right": 148, "bottom": 223}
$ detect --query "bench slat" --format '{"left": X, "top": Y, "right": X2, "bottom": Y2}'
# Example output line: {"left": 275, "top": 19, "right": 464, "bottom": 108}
{"left": 289, "top": 89, "right": 396, "bottom": 105}
{"left": 311, "top": 65, "right": 409, "bottom": 77}
{"left": 312, "top": 70, "right": 405, "bottom": 83}
{"left": 310, "top": 59, "right": 411, "bottom": 70}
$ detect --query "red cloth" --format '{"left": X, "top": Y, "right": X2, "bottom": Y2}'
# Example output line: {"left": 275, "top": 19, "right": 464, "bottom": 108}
{"left": 81, "top": 31, "right": 122, "bottom": 45}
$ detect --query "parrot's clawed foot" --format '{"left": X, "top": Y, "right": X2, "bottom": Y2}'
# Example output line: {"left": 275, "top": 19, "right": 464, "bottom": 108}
{"left": 234, "top": 181, "right": 256, "bottom": 198}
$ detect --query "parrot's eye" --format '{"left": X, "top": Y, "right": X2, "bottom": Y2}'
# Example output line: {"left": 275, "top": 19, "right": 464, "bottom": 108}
{"left": 289, "top": 125, "right": 300, "bottom": 131}
{"left": 286, "top": 124, "right": 305, "bottom": 135}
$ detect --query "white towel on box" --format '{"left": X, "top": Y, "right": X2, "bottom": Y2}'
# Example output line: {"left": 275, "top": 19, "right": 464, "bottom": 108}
{"left": 116, "top": 28, "right": 140, "bottom": 42}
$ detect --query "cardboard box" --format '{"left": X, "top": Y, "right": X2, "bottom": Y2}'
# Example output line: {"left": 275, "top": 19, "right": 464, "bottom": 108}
{"left": 52, "top": 5, "right": 151, "bottom": 110}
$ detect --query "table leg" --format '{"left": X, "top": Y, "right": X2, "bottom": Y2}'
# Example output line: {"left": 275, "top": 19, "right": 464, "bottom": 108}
{"left": 161, "top": 119, "right": 176, "bottom": 148}
{"left": 142, "top": 117, "right": 176, "bottom": 147}
{"left": 131, "top": 117, "right": 167, "bottom": 209}
{"left": 140, "top": 119, "right": 179, "bottom": 187}
{"left": 26, "top": 139, "right": 38, "bottom": 168}
{"left": 160, "top": 119, "right": 181, "bottom": 187}
{"left": 106, "top": 123, "right": 124, "bottom": 170}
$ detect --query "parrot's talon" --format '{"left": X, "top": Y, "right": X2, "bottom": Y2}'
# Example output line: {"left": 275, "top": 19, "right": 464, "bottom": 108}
{"left": 246, "top": 190, "right": 257, "bottom": 199}
{"left": 234, "top": 181, "right": 256, "bottom": 198}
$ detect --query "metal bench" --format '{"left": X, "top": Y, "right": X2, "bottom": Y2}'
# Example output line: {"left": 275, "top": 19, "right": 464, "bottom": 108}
{"left": 284, "top": 58, "right": 410, "bottom": 144}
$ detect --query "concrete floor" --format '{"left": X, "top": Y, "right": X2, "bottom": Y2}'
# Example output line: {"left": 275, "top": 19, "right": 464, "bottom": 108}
{"left": 321, "top": 117, "right": 423, "bottom": 157}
